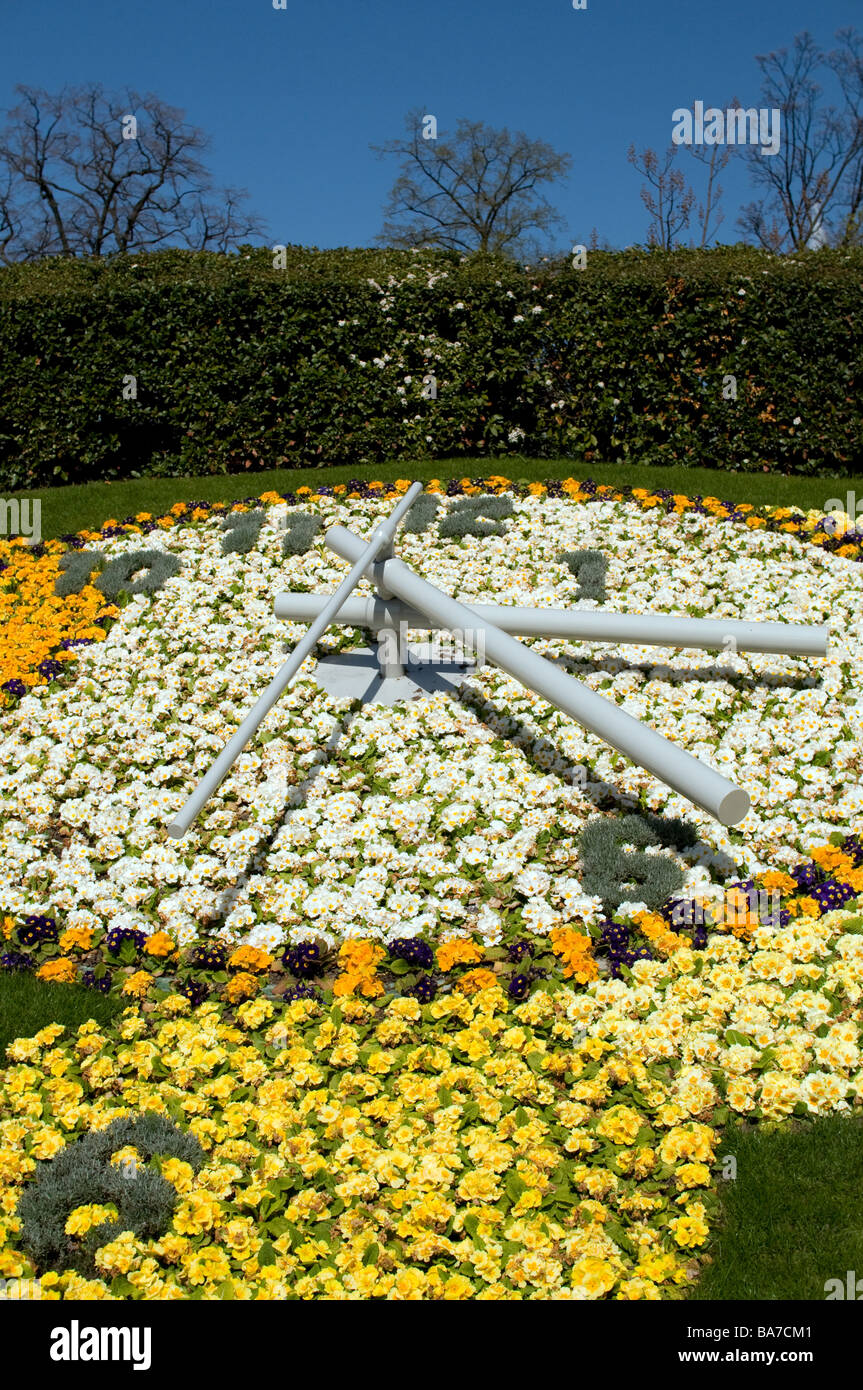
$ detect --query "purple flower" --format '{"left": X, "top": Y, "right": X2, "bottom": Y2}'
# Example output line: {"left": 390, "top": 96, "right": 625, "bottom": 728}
{"left": 105, "top": 926, "right": 146, "bottom": 955}
{"left": 81, "top": 968, "right": 113, "bottom": 993}
{"left": 407, "top": 976, "right": 437, "bottom": 1003}
{"left": 17, "top": 915, "right": 58, "bottom": 947}
{"left": 389, "top": 937, "right": 434, "bottom": 969}
{"left": 282, "top": 941, "right": 325, "bottom": 977}
{"left": 178, "top": 978, "right": 209, "bottom": 1006}
{"left": 283, "top": 981, "right": 320, "bottom": 1002}
{"left": 187, "top": 942, "right": 227, "bottom": 971}
{"left": 1, "top": 951, "right": 34, "bottom": 972}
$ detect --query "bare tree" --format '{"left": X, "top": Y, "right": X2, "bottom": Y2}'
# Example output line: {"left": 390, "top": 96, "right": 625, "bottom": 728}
{"left": 627, "top": 144, "right": 696, "bottom": 248}
{"left": 685, "top": 139, "right": 732, "bottom": 247}
{"left": 371, "top": 109, "right": 571, "bottom": 257}
{"left": 737, "top": 28, "right": 863, "bottom": 251}
{"left": 0, "top": 83, "right": 269, "bottom": 263}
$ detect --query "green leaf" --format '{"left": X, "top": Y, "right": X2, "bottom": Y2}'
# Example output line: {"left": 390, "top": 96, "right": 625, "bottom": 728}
{"left": 505, "top": 1170, "right": 527, "bottom": 1203}
{"left": 362, "top": 1242, "right": 380, "bottom": 1267}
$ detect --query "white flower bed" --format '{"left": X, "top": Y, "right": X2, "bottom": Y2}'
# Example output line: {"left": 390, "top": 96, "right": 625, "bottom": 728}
{"left": 1, "top": 493, "right": 861, "bottom": 954}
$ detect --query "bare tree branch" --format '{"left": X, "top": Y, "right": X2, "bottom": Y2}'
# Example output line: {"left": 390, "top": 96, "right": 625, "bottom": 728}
{"left": 684, "top": 124, "right": 733, "bottom": 247}
{"left": 736, "top": 29, "right": 863, "bottom": 250}
{"left": 371, "top": 109, "right": 571, "bottom": 257}
{"left": 0, "top": 82, "right": 269, "bottom": 263}
{"left": 627, "top": 143, "right": 695, "bottom": 248}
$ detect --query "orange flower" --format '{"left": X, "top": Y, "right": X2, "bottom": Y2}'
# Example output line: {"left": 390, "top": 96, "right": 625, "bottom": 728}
{"left": 760, "top": 870, "right": 797, "bottom": 894}
{"left": 37, "top": 957, "right": 77, "bottom": 984}
{"left": 144, "top": 931, "right": 177, "bottom": 959}
{"left": 810, "top": 845, "right": 853, "bottom": 874}
{"left": 632, "top": 911, "right": 686, "bottom": 956}
{"left": 436, "top": 939, "right": 484, "bottom": 972}
{"left": 228, "top": 944, "right": 273, "bottom": 973}
{"left": 331, "top": 940, "right": 385, "bottom": 998}
{"left": 333, "top": 970, "right": 384, "bottom": 999}
{"left": 0, "top": 547, "right": 118, "bottom": 705}
{"left": 59, "top": 927, "right": 95, "bottom": 952}
{"left": 338, "top": 940, "right": 385, "bottom": 971}
{"left": 224, "top": 972, "right": 260, "bottom": 1003}
{"left": 456, "top": 968, "right": 498, "bottom": 995}
{"left": 796, "top": 896, "right": 822, "bottom": 919}
{"left": 549, "top": 927, "right": 598, "bottom": 982}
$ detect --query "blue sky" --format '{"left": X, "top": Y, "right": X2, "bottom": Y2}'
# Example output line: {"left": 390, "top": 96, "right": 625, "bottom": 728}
{"left": 2, "top": 0, "right": 859, "bottom": 252}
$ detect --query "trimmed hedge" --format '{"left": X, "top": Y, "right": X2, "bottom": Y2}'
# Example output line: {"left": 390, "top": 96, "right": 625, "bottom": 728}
{"left": 0, "top": 243, "right": 859, "bottom": 489}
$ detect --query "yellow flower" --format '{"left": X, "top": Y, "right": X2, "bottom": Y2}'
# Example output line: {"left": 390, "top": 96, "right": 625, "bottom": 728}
{"left": 93, "top": 1231, "right": 140, "bottom": 1276}
{"left": 595, "top": 1105, "right": 643, "bottom": 1146}
{"left": 65, "top": 1203, "right": 118, "bottom": 1236}
{"left": 183, "top": 1245, "right": 232, "bottom": 1286}
{"left": 569, "top": 1256, "right": 618, "bottom": 1298}
{"left": 456, "top": 1171, "right": 502, "bottom": 1203}
{"left": 669, "top": 1211, "right": 710, "bottom": 1249}
{"left": 121, "top": 971, "right": 152, "bottom": 999}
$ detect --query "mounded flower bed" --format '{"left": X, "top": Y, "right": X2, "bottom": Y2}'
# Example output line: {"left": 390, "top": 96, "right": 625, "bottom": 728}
{"left": 1, "top": 475, "right": 862, "bottom": 1299}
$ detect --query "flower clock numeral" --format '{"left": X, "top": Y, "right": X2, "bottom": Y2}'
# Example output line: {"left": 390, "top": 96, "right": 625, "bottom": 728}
{"left": 17, "top": 1113, "right": 204, "bottom": 1279}
{"left": 221, "top": 509, "right": 265, "bottom": 555}
{"left": 579, "top": 813, "right": 688, "bottom": 914}
{"left": 54, "top": 548, "right": 181, "bottom": 598}
{"left": 561, "top": 549, "right": 608, "bottom": 602}
{"left": 438, "top": 495, "right": 515, "bottom": 539}
{"left": 281, "top": 510, "right": 323, "bottom": 556}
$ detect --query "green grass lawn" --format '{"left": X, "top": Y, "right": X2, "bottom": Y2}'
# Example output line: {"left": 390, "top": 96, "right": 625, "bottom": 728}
{"left": 6, "top": 457, "right": 856, "bottom": 546}
{"left": 689, "top": 1116, "right": 863, "bottom": 1301}
{"left": 0, "top": 972, "right": 123, "bottom": 1059}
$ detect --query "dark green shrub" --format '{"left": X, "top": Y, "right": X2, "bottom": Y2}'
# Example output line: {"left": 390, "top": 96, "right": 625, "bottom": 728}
{"left": 0, "top": 244, "right": 858, "bottom": 489}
